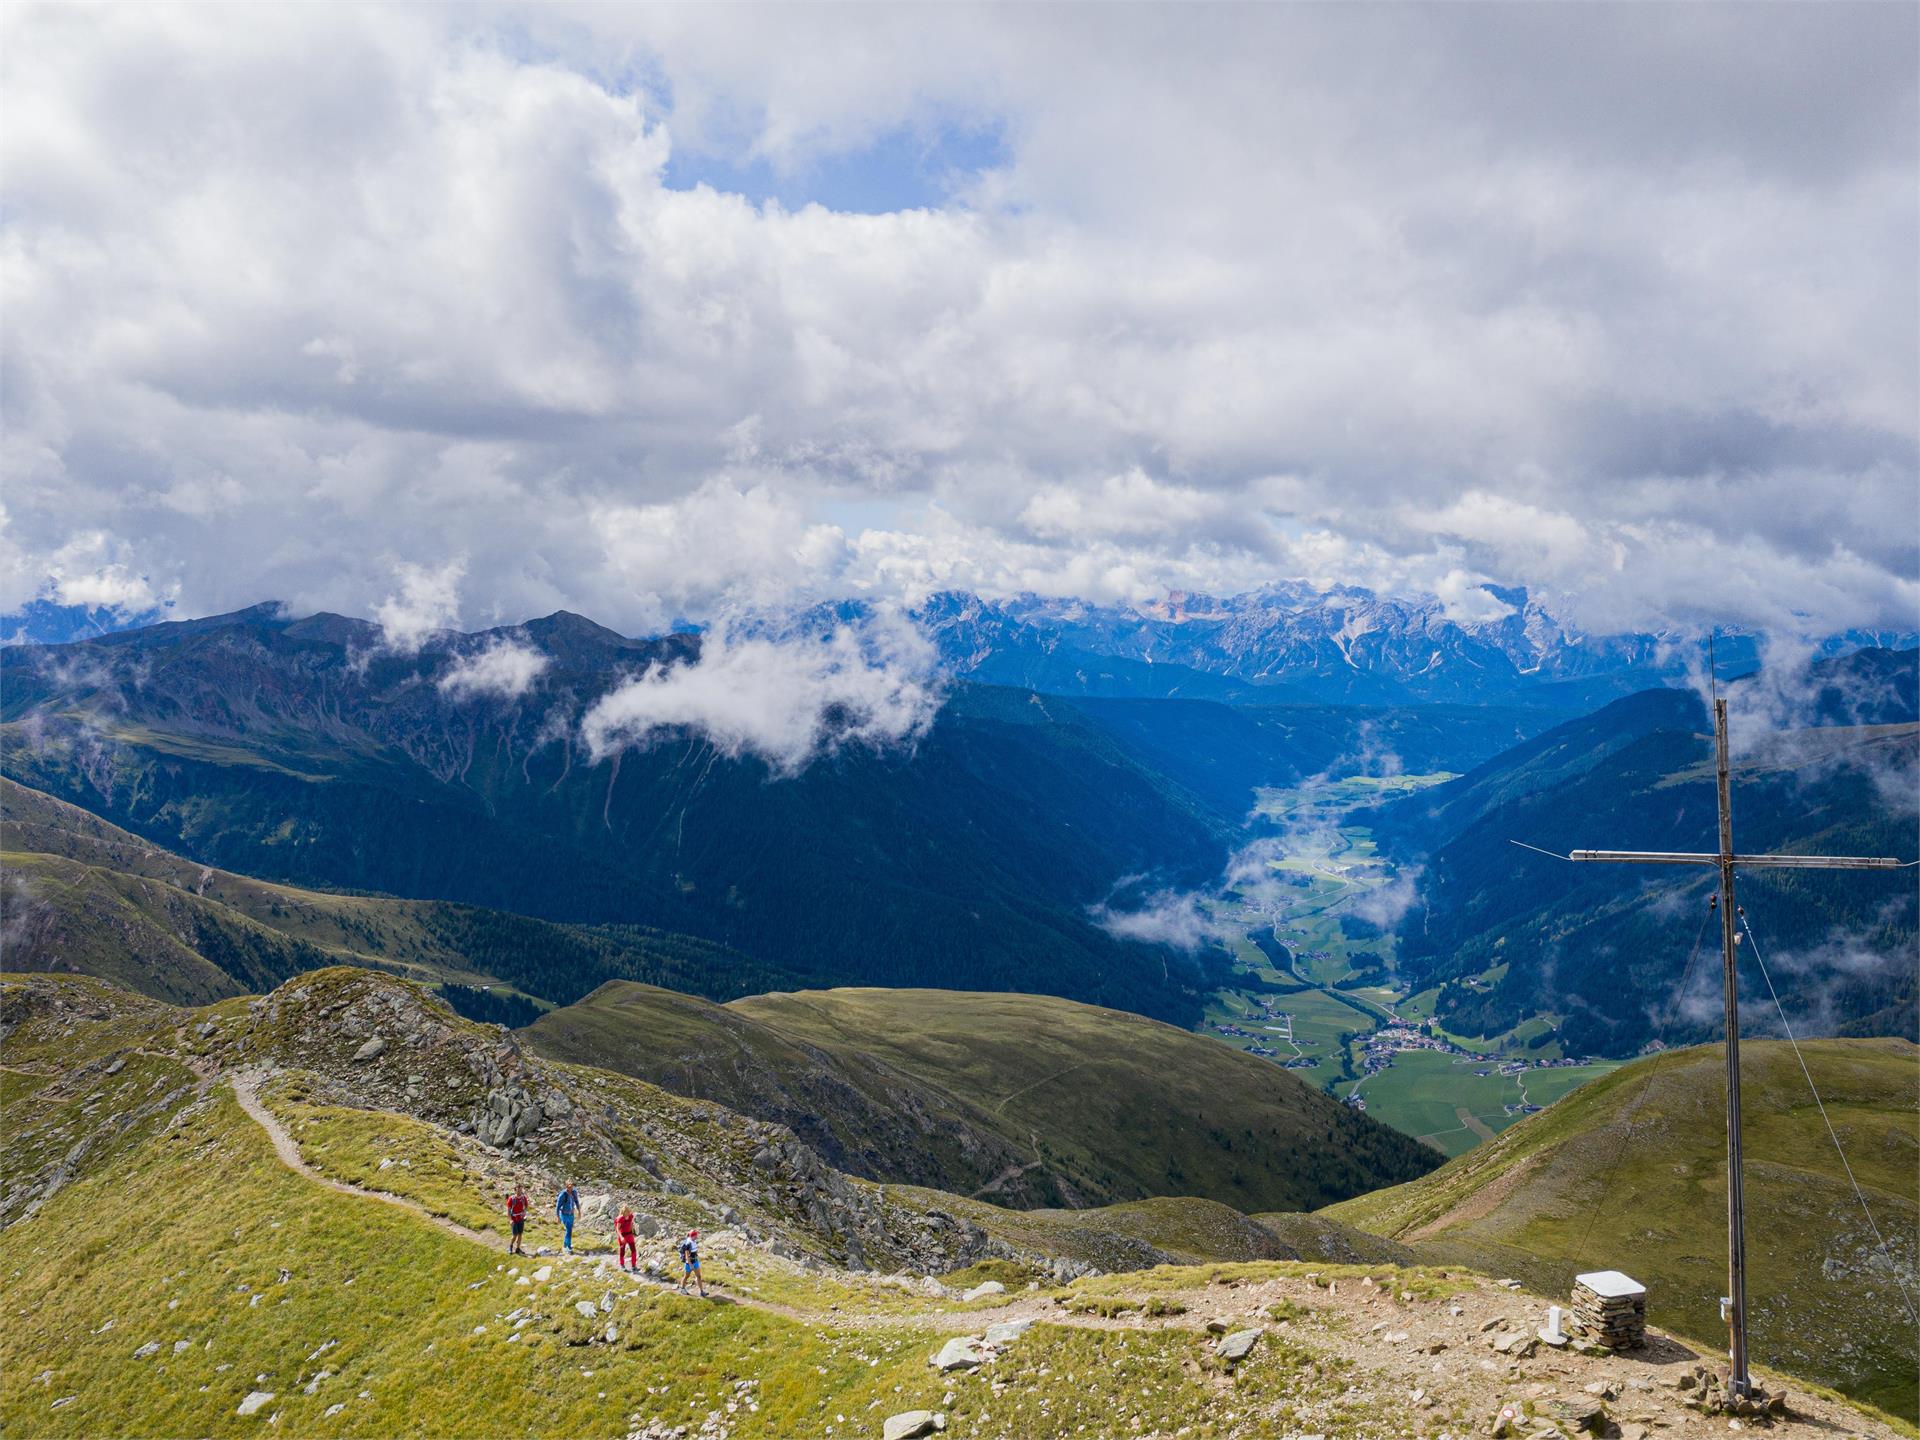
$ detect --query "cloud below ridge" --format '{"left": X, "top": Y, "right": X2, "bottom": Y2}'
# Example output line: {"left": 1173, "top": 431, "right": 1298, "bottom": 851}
{"left": 579, "top": 613, "right": 943, "bottom": 775}
{"left": 438, "top": 636, "right": 550, "bottom": 701}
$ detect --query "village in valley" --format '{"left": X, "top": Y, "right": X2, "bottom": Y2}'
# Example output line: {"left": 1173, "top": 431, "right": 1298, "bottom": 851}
{"left": 1200, "top": 775, "right": 1623, "bottom": 1157}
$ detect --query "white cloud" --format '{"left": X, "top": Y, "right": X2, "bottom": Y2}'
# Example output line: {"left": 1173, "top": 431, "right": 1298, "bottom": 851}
{"left": 1020, "top": 471, "right": 1228, "bottom": 543}
{"left": 438, "top": 636, "right": 550, "bottom": 701}
{"left": 1091, "top": 889, "right": 1221, "bottom": 952}
{"left": 0, "top": 5, "right": 1913, "bottom": 638}
{"left": 374, "top": 558, "right": 465, "bottom": 655}
{"left": 579, "top": 612, "right": 941, "bottom": 774}
{"left": 1432, "top": 570, "right": 1516, "bottom": 626}
{"left": 591, "top": 479, "right": 851, "bottom": 632}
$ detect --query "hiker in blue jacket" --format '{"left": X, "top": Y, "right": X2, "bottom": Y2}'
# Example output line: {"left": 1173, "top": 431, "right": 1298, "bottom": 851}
{"left": 555, "top": 1183, "right": 579, "bottom": 1254}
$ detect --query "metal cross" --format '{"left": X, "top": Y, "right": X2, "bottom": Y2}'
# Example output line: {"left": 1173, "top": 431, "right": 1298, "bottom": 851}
{"left": 1560, "top": 696, "right": 1904, "bottom": 1396}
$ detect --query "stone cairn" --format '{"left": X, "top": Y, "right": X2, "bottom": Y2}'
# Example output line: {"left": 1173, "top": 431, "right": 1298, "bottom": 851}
{"left": 1570, "top": 1270, "right": 1646, "bottom": 1350}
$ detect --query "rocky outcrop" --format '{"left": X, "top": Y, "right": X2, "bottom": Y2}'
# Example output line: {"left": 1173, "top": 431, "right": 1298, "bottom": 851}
{"left": 215, "top": 970, "right": 1010, "bottom": 1276}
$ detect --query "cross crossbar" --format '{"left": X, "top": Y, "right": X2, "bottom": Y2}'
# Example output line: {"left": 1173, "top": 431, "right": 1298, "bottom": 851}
{"left": 1569, "top": 850, "right": 1903, "bottom": 869}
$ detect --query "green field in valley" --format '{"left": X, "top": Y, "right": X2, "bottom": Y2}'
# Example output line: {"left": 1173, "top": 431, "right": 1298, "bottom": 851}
{"left": 1200, "top": 774, "right": 1628, "bottom": 1155}
{"left": 1336, "top": 1050, "right": 1627, "bottom": 1158}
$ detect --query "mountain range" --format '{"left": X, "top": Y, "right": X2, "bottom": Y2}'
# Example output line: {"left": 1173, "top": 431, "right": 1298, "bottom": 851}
{"left": 15, "top": 581, "right": 1916, "bottom": 707}
{"left": 909, "top": 586, "right": 1917, "bottom": 707}
{"left": 523, "top": 981, "right": 1437, "bottom": 1213}
{"left": 4, "top": 604, "right": 1914, "bottom": 1053}
{"left": 0, "top": 605, "right": 1237, "bottom": 1025}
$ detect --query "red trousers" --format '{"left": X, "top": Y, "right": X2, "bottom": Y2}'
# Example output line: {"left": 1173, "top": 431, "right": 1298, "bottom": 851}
{"left": 619, "top": 1237, "right": 637, "bottom": 1268}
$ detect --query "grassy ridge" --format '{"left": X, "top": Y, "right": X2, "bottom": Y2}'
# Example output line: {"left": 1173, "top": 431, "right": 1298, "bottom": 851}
{"left": 1324, "top": 1037, "right": 1920, "bottom": 1419}
{"left": 526, "top": 982, "right": 1440, "bottom": 1215}
{"left": 0, "top": 1089, "right": 959, "bottom": 1439}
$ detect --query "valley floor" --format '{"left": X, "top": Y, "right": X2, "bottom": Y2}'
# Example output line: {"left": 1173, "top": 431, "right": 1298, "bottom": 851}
{"left": 1202, "top": 776, "right": 1624, "bottom": 1156}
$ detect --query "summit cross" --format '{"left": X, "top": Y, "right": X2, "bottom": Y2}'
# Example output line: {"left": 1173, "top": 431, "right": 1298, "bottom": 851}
{"left": 1560, "top": 695, "right": 1904, "bottom": 1397}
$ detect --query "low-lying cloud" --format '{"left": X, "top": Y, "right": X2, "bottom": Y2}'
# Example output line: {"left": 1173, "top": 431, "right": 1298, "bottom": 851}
{"left": 580, "top": 613, "right": 942, "bottom": 775}
{"left": 438, "top": 637, "right": 550, "bottom": 702}
{"left": 1090, "top": 888, "right": 1221, "bottom": 951}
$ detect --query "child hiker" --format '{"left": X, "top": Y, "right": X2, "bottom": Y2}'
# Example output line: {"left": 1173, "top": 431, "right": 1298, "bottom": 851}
{"left": 677, "top": 1229, "right": 705, "bottom": 1296}
{"left": 505, "top": 1186, "right": 529, "bottom": 1256}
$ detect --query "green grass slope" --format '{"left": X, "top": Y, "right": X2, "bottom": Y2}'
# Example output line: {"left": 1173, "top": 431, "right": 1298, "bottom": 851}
{"left": 1323, "top": 1038, "right": 1919, "bottom": 1419}
{"left": 1, "top": 777, "right": 791, "bottom": 1007}
{"left": 4, "top": 970, "right": 1910, "bottom": 1440}
{"left": 525, "top": 982, "right": 1439, "bottom": 1215}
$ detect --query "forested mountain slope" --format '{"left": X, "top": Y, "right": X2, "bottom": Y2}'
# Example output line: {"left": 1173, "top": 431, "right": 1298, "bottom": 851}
{"left": 0, "top": 777, "right": 798, "bottom": 1009}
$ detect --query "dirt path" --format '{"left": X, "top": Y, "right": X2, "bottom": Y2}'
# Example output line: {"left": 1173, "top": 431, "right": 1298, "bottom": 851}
{"left": 1456, "top": 1105, "right": 1497, "bottom": 1143}
{"left": 229, "top": 1070, "right": 501, "bottom": 1250}
{"left": 993, "top": 1062, "right": 1089, "bottom": 1116}
{"left": 967, "top": 1157, "right": 1048, "bottom": 1201}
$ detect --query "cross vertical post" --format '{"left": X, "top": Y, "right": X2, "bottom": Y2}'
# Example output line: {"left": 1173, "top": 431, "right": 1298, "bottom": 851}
{"left": 1553, "top": 696, "right": 1904, "bottom": 1398}
{"left": 1712, "top": 697, "right": 1750, "bottom": 1392}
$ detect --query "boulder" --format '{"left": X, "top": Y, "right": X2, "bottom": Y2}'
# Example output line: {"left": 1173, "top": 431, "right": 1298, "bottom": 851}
{"left": 1217, "top": 1329, "right": 1262, "bottom": 1363}
{"left": 352, "top": 1037, "right": 386, "bottom": 1062}
{"left": 931, "top": 1338, "right": 985, "bottom": 1372}
{"left": 574, "top": 1301, "right": 599, "bottom": 1320}
{"left": 132, "top": 1342, "right": 161, "bottom": 1359}
{"left": 961, "top": 1281, "right": 1006, "bottom": 1303}
{"left": 236, "top": 1391, "right": 275, "bottom": 1417}
{"left": 883, "top": 1411, "right": 946, "bottom": 1440}
{"left": 983, "top": 1319, "right": 1033, "bottom": 1346}
{"left": 1545, "top": 1397, "right": 1606, "bottom": 1433}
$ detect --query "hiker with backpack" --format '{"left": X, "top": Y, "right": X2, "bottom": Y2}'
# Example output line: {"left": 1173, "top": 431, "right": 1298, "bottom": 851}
{"left": 505, "top": 1186, "right": 529, "bottom": 1255}
{"left": 616, "top": 1206, "right": 639, "bottom": 1272}
{"left": 677, "top": 1229, "right": 705, "bottom": 1296}
{"left": 555, "top": 1183, "right": 579, "bottom": 1254}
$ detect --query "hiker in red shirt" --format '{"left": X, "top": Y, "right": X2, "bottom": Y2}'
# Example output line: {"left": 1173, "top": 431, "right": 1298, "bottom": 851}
{"left": 616, "top": 1206, "right": 638, "bottom": 1272}
{"left": 506, "top": 1186, "right": 529, "bottom": 1255}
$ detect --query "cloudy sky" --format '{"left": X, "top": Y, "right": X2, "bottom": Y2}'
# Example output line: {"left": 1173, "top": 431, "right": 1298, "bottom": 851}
{"left": 3, "top": 2, "right": 1915, "bottom": 639}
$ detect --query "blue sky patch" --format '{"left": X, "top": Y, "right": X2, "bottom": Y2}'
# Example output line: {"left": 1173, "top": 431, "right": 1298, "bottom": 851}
{"left": 666, "top": 120, "right": 1007, "bottom": 214}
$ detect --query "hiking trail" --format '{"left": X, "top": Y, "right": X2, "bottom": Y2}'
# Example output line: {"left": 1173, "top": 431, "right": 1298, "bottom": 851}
{"left": 230, "top": 1069, "right": 500, "bottom": 1250}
